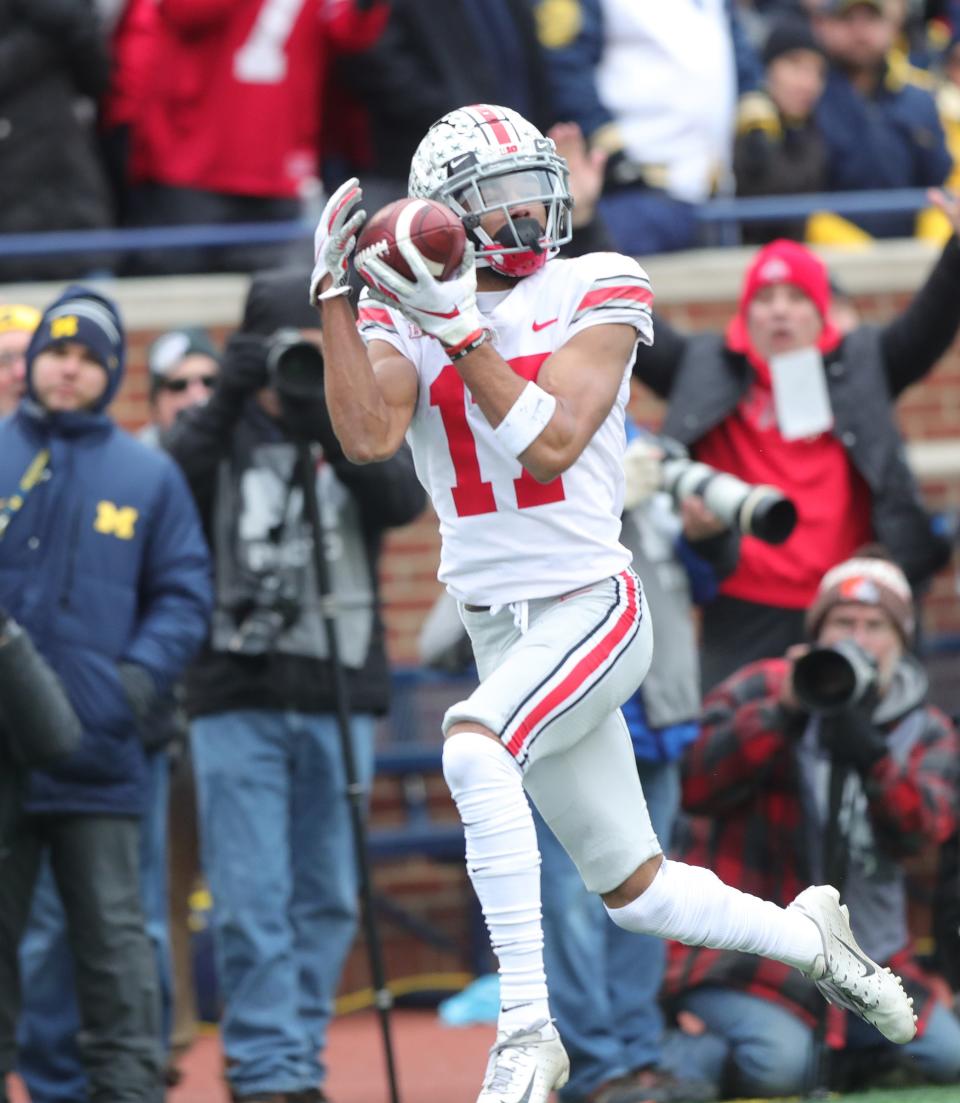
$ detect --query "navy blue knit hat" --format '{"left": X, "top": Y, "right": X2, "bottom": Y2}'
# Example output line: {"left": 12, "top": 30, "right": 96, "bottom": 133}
{"left": 26, "top": 285, "right": 126, "bottom": 408}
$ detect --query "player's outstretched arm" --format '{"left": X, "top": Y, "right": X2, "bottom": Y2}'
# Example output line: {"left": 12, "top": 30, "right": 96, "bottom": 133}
{"left": 311, "top": 180, "right": 417, "bottom": 464}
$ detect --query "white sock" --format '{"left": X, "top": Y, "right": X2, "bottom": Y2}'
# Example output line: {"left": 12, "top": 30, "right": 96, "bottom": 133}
{"left": 605, "top": 858, "right": 822, "bottom": 971}
{"left": 442, "top": 732, "right": 551, "bottom": 1035}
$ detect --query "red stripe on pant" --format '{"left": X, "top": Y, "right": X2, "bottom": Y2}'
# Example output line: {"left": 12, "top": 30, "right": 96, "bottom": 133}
{"left": 505, "top": 570, "right": 639, "bottom": 758}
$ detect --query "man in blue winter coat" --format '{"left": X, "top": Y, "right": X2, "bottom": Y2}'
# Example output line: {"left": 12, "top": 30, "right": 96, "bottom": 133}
{"left": 0, "top": 286, "right": 213, "bottom": 1103}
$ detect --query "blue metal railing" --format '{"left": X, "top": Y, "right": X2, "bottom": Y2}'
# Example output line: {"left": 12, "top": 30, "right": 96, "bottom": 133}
{"left": 0, "top": 188, "right": 940, "bottom": 261}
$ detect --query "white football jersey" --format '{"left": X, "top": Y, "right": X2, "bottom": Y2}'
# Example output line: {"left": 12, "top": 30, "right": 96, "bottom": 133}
{"left": 358, "top": 253, "right": 654, "bottom": 605}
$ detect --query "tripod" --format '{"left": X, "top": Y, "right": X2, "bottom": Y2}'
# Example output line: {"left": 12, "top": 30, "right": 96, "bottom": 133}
{"left": 294, "top": 441, "right": 402, "bottom": 1103}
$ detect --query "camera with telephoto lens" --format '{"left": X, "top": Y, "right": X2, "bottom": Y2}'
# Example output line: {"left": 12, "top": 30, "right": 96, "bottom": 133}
{"left": 227, "top": 576, "right": 300, "bottom": 657}
{"left": 266, "top": 328, "right": 325, "bottom": 401}
{"left": 792, "top": 638, "right": 878, "bottom": 714}
{"left": 658, "top": 440, "right": 797, "bottom": 545}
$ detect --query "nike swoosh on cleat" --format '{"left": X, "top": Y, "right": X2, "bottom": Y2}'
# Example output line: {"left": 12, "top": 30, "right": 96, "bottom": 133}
{"left": 516, "top": 1071, "right": 537, "bottom": 1103}
{"left": 835, "top": 935, "right": 876, "bottom": 977}
{"left": 532, "top": 318, "right": 558, "bottom": 332}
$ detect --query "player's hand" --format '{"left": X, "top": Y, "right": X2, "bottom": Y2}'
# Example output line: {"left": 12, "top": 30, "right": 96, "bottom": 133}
{"left": 356, "top": 239, "right": 486, "bottom": 352}
{"left": 622, "top": 437, "right": 664, "bottom": 509}
{"left": 310, "top": 178, "right": 366, "bottom": 304}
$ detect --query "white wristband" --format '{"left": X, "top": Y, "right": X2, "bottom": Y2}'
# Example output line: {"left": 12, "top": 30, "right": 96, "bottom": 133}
{"left": 493, "top": 381, "right": 557, "bottom": 458}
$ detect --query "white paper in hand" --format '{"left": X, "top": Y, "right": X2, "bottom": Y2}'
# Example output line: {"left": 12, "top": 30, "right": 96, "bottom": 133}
{"left": 769, "top": 347, "right": 833, "bottom": 441}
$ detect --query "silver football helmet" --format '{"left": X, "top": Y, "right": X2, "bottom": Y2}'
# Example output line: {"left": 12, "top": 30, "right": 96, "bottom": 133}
{"left": 408, "top": 104, "right": 573, "bottom": 278}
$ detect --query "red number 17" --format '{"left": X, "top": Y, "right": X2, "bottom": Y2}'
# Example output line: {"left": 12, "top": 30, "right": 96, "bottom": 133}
{"left": 429, "top": 354, "right": 566, "bottom": 517}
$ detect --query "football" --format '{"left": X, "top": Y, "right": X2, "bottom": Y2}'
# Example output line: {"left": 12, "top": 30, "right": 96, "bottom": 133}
{"left": 355, "top": 197, "right": 466, "bottom": 282}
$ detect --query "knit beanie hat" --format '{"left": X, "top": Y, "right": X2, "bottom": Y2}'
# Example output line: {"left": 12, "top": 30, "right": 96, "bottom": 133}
{"left": 242, "top": 267, "right": 319, "bottom": 336}
{"left": 0, "top": 304, "right": 41, "bottom": 336}
{"left": 739, "top": 239, "right": 832, "bottom": 319}
{"left": 763, "top": 18, "right": 826, "bottom": 66}
{"left": 26, "top": 285, "right": 125, "bottom": 406}
{"left": 805, "top": 556, "right": 915, "bottom": 643}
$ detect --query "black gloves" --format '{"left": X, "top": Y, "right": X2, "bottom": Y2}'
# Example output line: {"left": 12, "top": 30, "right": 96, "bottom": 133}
{"left": 118, "top": 662, "right": 159, "bottom": 737}
{"left": 818, "top": 695, "right": 888, "bottom": 774}
{"left": 219, "top": 333, "right": 270, "bottom": 397}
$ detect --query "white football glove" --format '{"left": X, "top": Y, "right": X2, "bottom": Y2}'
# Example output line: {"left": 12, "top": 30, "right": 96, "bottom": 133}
{"left": 622, "top": 437, "right": 665, "bottom": 510}
{"left": 310, "top": 177, "right": 365, "bottom": 303}
{"left": 355, "top": 237, "right": 486, "bottom": 354}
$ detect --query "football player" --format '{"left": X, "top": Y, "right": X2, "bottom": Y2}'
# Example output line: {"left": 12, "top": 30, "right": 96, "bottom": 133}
{"left": 310, "top": 104, "right": 918, "bottom": 1103}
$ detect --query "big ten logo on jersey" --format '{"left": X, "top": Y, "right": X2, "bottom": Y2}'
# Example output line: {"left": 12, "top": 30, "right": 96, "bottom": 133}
{"left": 94, "top": 501, "right": 138, "bottom": 540}
{"left": 234, "top": 0, "right": 308, "bottom": 84}
{"left": 430, "top": 353, "right": 565, "bottom": 517}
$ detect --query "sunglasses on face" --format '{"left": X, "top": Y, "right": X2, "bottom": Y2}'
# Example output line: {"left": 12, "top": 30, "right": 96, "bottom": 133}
{"left": 157, "top": 374, "right": 217, "bottom": 393}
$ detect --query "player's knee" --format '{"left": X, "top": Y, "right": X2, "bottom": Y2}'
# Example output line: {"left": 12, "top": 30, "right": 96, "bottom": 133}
{"left": 441, "top": 727, "right": 509, "bottom": 792}
{"left": 603, "top": 852, "right": 664, "bottom": 909}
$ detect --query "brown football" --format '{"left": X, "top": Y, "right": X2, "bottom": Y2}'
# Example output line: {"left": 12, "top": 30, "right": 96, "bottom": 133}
{"left": 356, "top": 197, "right": 467, "bottom": 282}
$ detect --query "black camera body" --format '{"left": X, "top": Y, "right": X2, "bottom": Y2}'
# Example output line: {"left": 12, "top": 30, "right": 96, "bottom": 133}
{"left": 793, "top": 638, "right": 878, "bottom": 714}
{"left": 266, "top": 329, "right": 325, "bottom": 402}
{"left": 658, "top": 446, "right": 797, "bottom": 545}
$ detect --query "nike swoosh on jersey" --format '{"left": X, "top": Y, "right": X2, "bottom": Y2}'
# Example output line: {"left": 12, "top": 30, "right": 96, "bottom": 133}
{"left": 834, "top": 935, "right": 876, "bottom": 977}
{"left": 532, "top": 318, "right": 558, "bottom": 331}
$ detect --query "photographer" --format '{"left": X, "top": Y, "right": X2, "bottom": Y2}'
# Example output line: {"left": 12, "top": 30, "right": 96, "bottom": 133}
{"left": 165, "top": 268, "right": 425, "bottom": 1103}
{"left": 632, "top": 196, "right": 960, "bottom": 690}
{"left": 660, "top": 552, "right": 960, "bottom": 1098}
{"left": 0, "top": 609, "right": 81, "bottom": 859}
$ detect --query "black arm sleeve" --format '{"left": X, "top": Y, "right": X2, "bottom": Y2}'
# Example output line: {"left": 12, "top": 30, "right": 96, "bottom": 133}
{"left": 880, "top": 236, "right": 960, "bottom": 397}
{"left": 632, "top": 311, "right": 689, "bottom": 399}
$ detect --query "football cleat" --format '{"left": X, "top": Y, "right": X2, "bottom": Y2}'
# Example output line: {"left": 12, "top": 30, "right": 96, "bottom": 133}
{"left": 476, "top": 1019, "right": 569, "bottom": 1103}
{"left": 790, "top": 884, "right": 918, "bottom": 1044}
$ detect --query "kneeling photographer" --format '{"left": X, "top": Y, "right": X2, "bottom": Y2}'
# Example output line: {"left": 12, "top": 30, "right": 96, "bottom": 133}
{"left": 663, "top": 551, "right": 960, "bottom": 1098}
{"left": 0, "top": 610, "right": 81, "bottom": 859}
{"left": 164, "top": 268, "right": 424, "bottom": 1103}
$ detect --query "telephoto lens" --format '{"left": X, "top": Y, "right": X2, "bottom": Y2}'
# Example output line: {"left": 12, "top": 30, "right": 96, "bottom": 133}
{"left": 659, "top": 456, "right": 797, "bottom": 544}
{"left": 266, "top": 329, "right": 325, "bottom": 401}
{"left": 792, "top": 639, "right": 878, "bottom": 714}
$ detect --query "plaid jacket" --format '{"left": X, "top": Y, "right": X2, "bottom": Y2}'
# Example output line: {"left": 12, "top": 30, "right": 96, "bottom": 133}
{"left": 664, "top": 658, "right": 959, "bottom": 1038}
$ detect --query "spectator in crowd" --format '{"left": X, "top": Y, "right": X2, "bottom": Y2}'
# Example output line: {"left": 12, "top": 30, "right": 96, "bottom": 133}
{"left": 0, "top": 306, "right": 40, "bottom": 418}
{"left": 537, "top": 0, "right": 762, "bottom": 254}
{"left": 734, "top": 18, "right": 831, "bottom": 243}
{"left": 935, "top": 28, "right": 960, "bottom": 196}
{"left": 632, "top": 193, "right": 960, "bottom": 690}
{"left": 122, "top": 0, "right": 389, "bottom": 275}
{"left": 663, "top": 552, "right": 960, "bottom": 1097}
{"left": 332, "top": 0, "right": 554, "bottom": 216}
{"left": 812, "top": 0, "right": 954, "bottom": 239}
{"left": 15, "top": 324, "right": 222, "bottom": 1102}
{"left": 0, "top": 0, "right": 114, "bottom": 281}
{"left": 165, "top": 269, "right": 425, "bottom": 1103}
{"left": 140, "top": 327, "right": 222, "bottom": 445}
{"left": 0, "top": 286, "right": 212, "bottom": 1103}
{"left": 532, "top": 429, "right": 737, "bottom": 1103}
